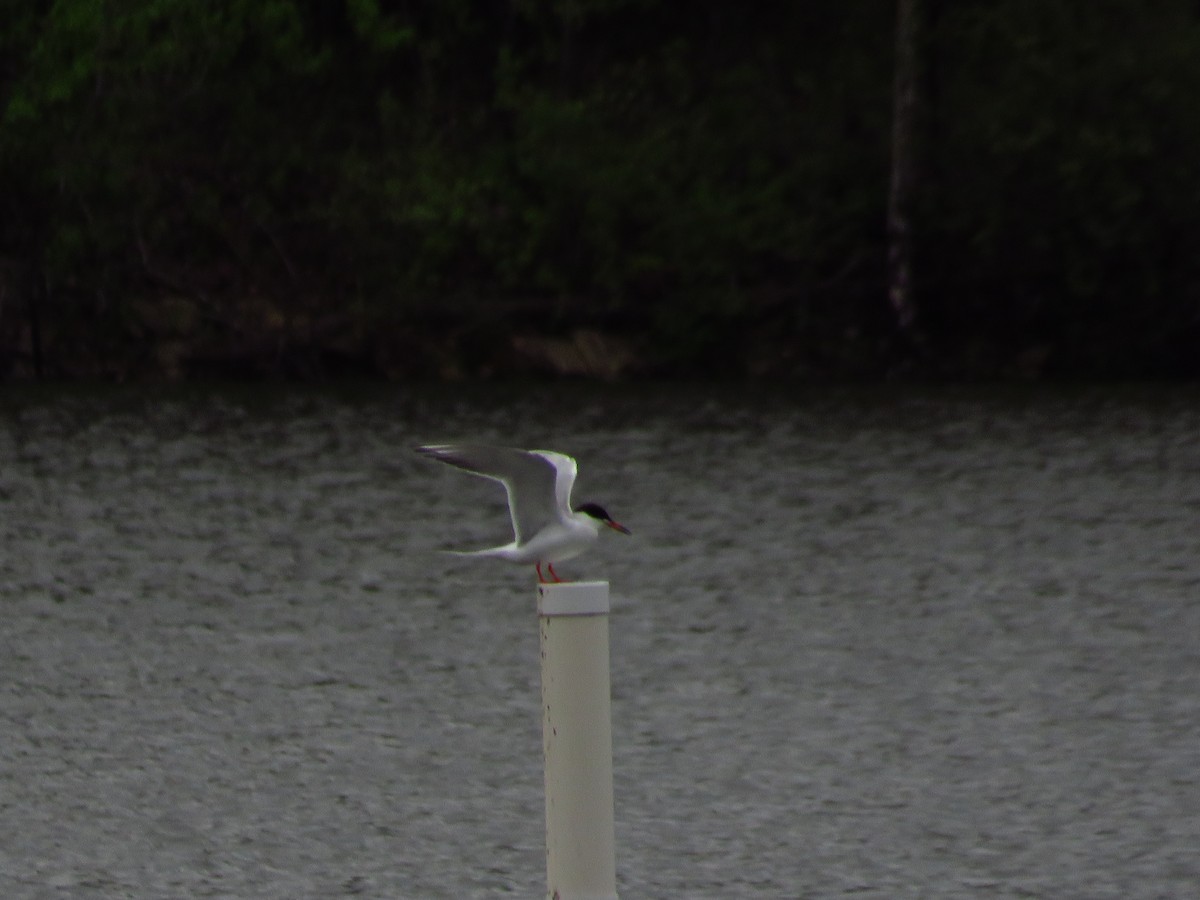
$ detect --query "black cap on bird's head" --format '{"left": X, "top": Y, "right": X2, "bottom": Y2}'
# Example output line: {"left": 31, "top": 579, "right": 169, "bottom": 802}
{"left": 574, "top": 502, "right": 632, "bottom": 535}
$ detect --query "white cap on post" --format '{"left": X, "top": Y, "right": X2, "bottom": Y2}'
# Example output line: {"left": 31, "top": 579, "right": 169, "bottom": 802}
{"left": 538, "top": 581, "right": 619, "bottom": 900}
{"left": 537, "top": 580, "right": 612, "bottom": 616}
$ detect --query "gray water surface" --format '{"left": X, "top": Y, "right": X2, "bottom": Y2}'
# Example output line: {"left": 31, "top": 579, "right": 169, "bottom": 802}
{"left": 1, "top": 385, "right": 1198, "bottom": 898}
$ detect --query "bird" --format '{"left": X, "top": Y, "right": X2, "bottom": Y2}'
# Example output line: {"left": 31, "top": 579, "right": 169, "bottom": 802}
{"left": 415, "top": 444, "right": 630, "bottom": 583}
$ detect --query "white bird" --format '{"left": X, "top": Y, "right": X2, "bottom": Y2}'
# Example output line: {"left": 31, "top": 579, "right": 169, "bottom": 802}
{"left": 416, "top": 444, "right": 630, "bottom": 583}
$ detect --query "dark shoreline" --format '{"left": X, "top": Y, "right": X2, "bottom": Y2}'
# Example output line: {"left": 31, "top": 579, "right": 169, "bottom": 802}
{"left": 4, "top": 306, "right": 1197, "bottom": 384}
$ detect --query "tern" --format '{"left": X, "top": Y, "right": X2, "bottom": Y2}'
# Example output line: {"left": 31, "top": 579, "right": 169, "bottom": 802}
{"left": 416, "top": 444, "right": 630, "bottom": 583}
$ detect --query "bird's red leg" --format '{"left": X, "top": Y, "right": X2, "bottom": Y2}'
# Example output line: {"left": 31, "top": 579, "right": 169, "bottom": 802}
{"left": 547, "top": 563, "right": 564, "bottom": 583}
{"left": 536, "top": 561, "right": 546, "bottom": 583}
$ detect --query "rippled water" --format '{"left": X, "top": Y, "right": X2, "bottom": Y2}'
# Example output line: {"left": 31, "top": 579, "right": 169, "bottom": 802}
{"left": 1, "top": 384, "right": 1198, "bottom": 898}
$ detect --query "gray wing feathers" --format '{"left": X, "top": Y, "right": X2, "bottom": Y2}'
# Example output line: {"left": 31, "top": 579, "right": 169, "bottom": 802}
{"left": 530, "top": 450, "right": 578, "bottom": 514}
{"left": 416, "top": 444, "right": 571, "bottom": 543}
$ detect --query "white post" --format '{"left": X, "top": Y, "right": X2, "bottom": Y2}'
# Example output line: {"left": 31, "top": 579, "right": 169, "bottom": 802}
{"left": 538, "top": 581, "right": 618, "bottom": 900}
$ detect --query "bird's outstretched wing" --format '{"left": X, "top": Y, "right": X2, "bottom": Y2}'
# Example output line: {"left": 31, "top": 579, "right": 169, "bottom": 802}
{"left": 529, "top": 449, "right": 578, "bottom": 519}
{"left": 416, "top": 445, "right": 576, "bottom": 544}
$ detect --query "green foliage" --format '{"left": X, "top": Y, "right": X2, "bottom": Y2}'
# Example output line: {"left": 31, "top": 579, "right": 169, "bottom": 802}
{"left": 1, "top": 0, "right": 1198, "bottom": 377}
{"left": 920, "top": 0, "right": 1200, "bottom": 371}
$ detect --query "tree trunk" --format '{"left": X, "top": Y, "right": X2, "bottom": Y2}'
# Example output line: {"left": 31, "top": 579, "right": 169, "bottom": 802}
{"left": 887, "top": 0, "right": 919, "bottom": 338}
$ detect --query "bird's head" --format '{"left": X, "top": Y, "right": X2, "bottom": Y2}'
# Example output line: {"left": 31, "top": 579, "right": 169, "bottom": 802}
{"left": 574, "top": 502, "right": 631, "bottom": 535}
